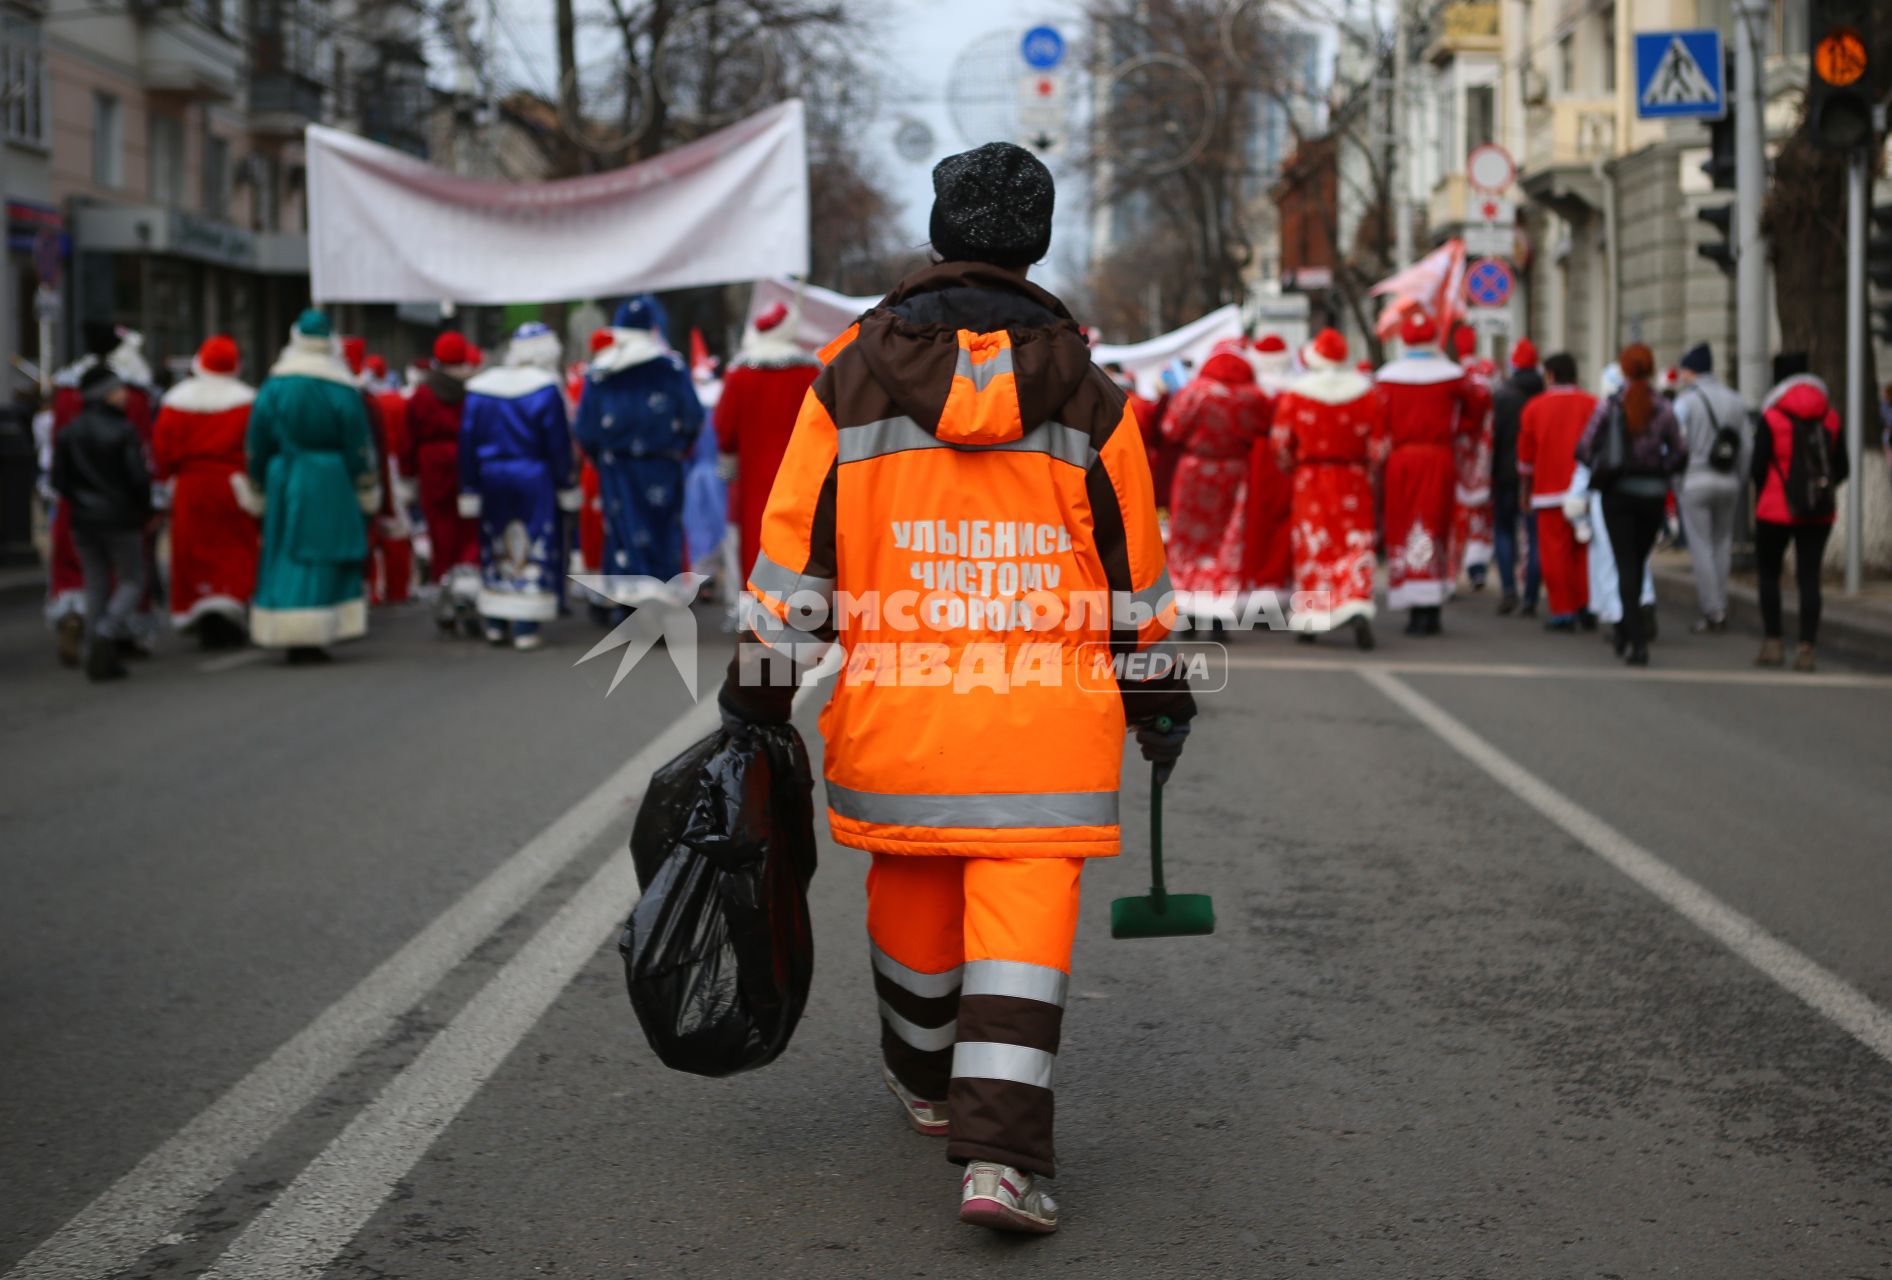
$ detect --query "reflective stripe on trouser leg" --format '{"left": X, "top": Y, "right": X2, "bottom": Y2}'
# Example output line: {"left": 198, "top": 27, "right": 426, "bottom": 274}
{"left": 866, "top": 854, "right": 964, "bottom": 1101}
{"left": 946, "top": 857, "right": 1083, "bottom": 1178}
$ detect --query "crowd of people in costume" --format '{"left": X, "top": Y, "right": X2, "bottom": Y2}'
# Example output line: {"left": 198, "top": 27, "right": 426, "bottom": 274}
{"left": 36, "top": 296, "right": 820, "bottom": 681}
{"left": 1118, "top": 312, "right": 1852, "bottom": 669}
{"left": 36, "top": 290, "right": 1855, "bottom": 682}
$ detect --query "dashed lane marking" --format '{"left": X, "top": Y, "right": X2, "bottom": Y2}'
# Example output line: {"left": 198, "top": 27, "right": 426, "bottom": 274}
{"left": 196, "top": 650, "right": 270, "bottom": 674}
{"left": 3, "top": 691, "right": 726, "bottom": 1280}
{"left": 200, "top": 679, "right": 828, "bottom": 1279}
{"left": 1362, "top": 668, "right": 1892, "bottom": 1072}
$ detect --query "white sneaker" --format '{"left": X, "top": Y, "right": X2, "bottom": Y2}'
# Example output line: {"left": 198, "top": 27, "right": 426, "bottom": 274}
{"left": 512, "top": 631, "right": 543, "bottom": 651}
{"left": 958, "top": 1161, "right": 1059, "bottom": 1234}
{"left": 881, "top": 1064, "right": 948, "bottom": 1136}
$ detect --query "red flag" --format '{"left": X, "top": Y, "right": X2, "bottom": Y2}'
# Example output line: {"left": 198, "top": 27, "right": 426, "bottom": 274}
{"left": 1370, "top": 240, "right": 1466, "bottom": 339}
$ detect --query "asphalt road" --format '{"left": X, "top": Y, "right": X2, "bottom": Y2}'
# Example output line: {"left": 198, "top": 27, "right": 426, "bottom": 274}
{"left": 2, "top": 587, "right": 1889, "bottom": 1278}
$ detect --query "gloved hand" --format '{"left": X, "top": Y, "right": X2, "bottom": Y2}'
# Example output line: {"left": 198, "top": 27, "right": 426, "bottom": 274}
{"left": 1560, "top": 490, "right": 1588, "bottom": 523}
{"left": 1135, "top": 717, "right": 1191, "bottom": 785}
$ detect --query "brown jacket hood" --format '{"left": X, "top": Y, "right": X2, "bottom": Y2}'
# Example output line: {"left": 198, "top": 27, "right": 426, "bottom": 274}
{"left": 849, "top": 263, "right": 1099, "bottom": 445}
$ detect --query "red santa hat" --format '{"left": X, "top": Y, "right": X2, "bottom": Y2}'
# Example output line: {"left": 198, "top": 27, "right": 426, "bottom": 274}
{"left": 342, "top": 336, "right": 368, "bottom": 376}
{"left": 1399, "top": 310, "right": 1437, "bottom": 347}
{"left": 588, "top": 328, "right": 614, "bottom": 355}
{"left": 1510, "top": 338, "right": 1538, "bottom": 369}
{"left": 1302, "top": 327, "right": 1348, "bottom": 370}
{"left": 467, "top": 344, "right": 485, "bottom": 368}
{"left": 1356, "top": 360, "right": 1376, "bottom": 376}
{"left": 1450, "top": 326, "right": 1476, "bottom": 359}
{"left": 433, "top": 332, "right": 471, "bottom": 367}
{"left": 194, "top": 334, "right": 239, "bottom": 377}
{"left": 1201, "top": 339, "right": 1256, "bottom": 385}
{"left": 1254, "top": 333, "right": 1288, "bottom": 355}
{"left": 366, "top": 354, "right": 388, "bottom": 379}
{"left": 754, "top": 302, "right": 790, "bottom": 333}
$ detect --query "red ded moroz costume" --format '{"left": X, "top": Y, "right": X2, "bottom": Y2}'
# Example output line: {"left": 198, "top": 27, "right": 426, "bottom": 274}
{"left": 1376, "top": 312, "right": 1489, "bottom": 612}
{"left": 1272, "top": 328, "right": 1384, "bottom": 631}
{"left": 1516, "top": 380, "right": 1598, "bottom": 618}
{"left": 715, "top": 302, "right": 823, "bottom": 579}
{"left": 150, "top": 335, "right": 259, "bottom": 632}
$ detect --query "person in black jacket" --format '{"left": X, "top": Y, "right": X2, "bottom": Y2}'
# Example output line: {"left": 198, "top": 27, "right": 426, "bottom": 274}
{"left": 51, "top": 364, "right": 152, "bottom": 682}
{"left": 1490, "top": 339, "right": 1545, "bottom": 616}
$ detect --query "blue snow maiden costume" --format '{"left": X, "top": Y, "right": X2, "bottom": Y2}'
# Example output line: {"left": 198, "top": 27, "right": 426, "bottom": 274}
{"left": 572, "top": 296, "right": 705, "bottom": 606}
{"left": 459, "top": 322, "right": 578, "bottom": 646}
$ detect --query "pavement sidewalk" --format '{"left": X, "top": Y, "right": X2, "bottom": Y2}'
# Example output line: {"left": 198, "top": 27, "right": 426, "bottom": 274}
{"left": 1650, "top": 547, "right": 1892, "bottom": 667}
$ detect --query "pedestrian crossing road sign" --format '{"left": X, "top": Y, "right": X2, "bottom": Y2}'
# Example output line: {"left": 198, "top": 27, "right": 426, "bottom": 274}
{"left": 1636, "top": 30, "right": 1725, "bottom": 120}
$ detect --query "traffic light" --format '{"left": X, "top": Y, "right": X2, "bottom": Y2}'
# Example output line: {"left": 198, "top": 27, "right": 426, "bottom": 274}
{"left": 1697, "top": 202, "right": 1734, "bottom": 274}
{"left": 1808, "top": 0, "right": 1878, "bottom": 152}
{"left": 1870, "top": 203, "right": 1892, "bottom": 292}
{"left": 1700, "top": 111, "right": 1734, "bottom": 189}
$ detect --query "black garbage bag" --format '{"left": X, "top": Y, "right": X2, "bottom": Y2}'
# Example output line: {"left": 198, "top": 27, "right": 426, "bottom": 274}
{"left": 619, "top": 721, "right": 818, "bottom": 1076}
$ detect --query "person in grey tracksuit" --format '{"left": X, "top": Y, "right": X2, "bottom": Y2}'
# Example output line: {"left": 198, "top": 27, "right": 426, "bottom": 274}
{"left": 1672, "top": 343, "right": 1749, "bottom": 633}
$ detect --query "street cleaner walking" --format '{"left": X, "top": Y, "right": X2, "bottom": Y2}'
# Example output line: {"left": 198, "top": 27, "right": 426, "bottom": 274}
{"left": 716, "top": 142, "right": 1194, "bottom": 1234}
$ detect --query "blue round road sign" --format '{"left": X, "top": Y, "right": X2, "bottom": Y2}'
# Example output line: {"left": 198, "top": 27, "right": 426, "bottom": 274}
{"left": 1021, "top": 26, "right": 1064, "bottom": 70}
{"left": 1464, "top": 258, "right": 1513, "bottom": 308}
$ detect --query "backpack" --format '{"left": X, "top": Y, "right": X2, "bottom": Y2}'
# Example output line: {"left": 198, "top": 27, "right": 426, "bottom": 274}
{"left": 1780, "top": 411, "right": 1836, "bottom": 520}
{"left": 1693, "top": 390, "right": 1741, "bottom": 474}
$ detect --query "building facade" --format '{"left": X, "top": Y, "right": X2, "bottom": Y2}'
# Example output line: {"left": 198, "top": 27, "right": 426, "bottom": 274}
{"left": 2, "top": 0, "right": 432, "bottom": 388}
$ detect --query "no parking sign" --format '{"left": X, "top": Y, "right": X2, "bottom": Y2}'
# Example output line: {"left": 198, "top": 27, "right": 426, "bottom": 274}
{"left": 1464, "top": 258, "right": 1513, "bottom": 309}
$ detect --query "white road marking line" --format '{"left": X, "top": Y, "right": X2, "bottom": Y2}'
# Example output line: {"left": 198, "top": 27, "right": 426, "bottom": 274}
{"left": 201, "top": 682, "right": 827, "bottom": 1280}
{"left": 3, "top": 693, "right": 723, "bottom": 1280}
{"left": 196, "top": 649, "right": 270, "bottom": 674}
{"left": 1220, "top": 653, "right": 1892, "bottom": 688}
{"left": 1360, "top": 668, "right": 1892, "bottom": 1070}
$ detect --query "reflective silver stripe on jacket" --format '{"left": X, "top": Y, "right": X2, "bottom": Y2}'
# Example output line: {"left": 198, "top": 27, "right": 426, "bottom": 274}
{"left": 952, "top": 1040, "right": 1056, "bottom": 1090}
{"left": 962, "top": 959, "right": 1069, "bottom": 1007}
{"left": 870, "top": 943, "right": 964, "bottom": 999}
{"left": 747, "top": 548, "right": 833, "bottom": 605}
{"left": 954, "top": 347, "right": 1015, "bottom": 391}
{"left": 828, "top": 783, "right": 1119, "bottom": 830}
{"left": 1114, "top": 567, "right": 1174, "bottom": 626}
{"left": 835, "top": 416, "right": 1096, "bottom": 469}
{"left": 877, "top": 1000, "right": 957, "bottom": 1053}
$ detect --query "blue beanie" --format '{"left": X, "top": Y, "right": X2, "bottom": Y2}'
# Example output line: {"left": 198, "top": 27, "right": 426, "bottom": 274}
{"left": 1679, "top": 342, "right": 1711, "bottom": 374}
{"left": 613, "top": 295, "right": 669, "bottom": 339}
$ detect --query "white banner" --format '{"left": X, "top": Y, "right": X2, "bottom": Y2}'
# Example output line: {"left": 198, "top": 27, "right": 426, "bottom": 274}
{"left": 1093, "top": 305, "right": 1245, "bottom": 398}
{"left": 307, "top": 101, "right": 809, "bottom": 304}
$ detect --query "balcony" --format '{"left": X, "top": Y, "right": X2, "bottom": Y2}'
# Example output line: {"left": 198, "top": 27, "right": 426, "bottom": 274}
{"left": 1520, "top": 98, "right": 1617, "bottom": 218}
{"left": 249, "top": 68, "right": 323, "bottom": 137}
{"left": 1424, "top": 2, "right": 1500, "bottom": 64}
{"left": 138, "top": 4, "right": 242, "bottom": 100}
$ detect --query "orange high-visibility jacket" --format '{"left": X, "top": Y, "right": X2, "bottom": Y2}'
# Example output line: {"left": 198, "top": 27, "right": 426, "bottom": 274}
{"left": 724, "top": 264, "right": 1190, "bottom": 859}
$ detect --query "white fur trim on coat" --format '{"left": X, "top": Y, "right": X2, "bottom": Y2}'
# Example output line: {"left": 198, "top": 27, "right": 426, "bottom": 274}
{"left": 588, "top": 329, "right": 669, "bottom": 377}
{"left": 163, "top": 373, "right": 256, "bottom": 415}
{"left": 466, "top": 366, "right": 560, "bottom": 400}
{"left": 230, "top": 472, "right": 267, "bottom": 516}
{"left": 1289, "top": 369, "right": 1375, "bottom": 406}
{"left": 250, "top": 597, "right": 367, "bottom": 648}
{"left": 556, "top": 488, "right": 583, "bottom": 513}
{"left": 457, "top": 493, "right": 482, "bottom": 518}
{"left": 1375, "top": 355, "right": 1466, "bottom": 386}
{"left": 173, "top": 594, "right": 247, "bottom": 630}
{"left": 269, "top": 347, "right": 359, "bottom": 387}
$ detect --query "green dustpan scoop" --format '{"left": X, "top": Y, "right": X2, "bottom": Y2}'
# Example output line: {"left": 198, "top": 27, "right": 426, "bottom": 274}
{"left": 1111, "top": 732, "right": 1216, "bottom": 939}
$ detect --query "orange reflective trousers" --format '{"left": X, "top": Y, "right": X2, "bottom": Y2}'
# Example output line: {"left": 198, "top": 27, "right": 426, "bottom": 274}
{"left": 866, "top": 853, "right": 1082, "bottom": 1177}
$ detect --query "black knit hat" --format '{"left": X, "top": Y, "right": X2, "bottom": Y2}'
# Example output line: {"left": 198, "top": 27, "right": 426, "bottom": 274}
{"left": 1679, "top": 342, "right": 1711, "bottom": 374}
{"left": 929, "top": 143, "right": 1055, "bottom": 269}
{"left": 79, "top": 362, "right": 123, "bottom": 400}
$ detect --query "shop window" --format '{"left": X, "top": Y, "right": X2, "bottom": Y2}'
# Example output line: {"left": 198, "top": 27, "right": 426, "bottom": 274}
{"left": 92, "top": 92, "right": 122, "bottom": 188}
{"left": 149, "top": 113, "right": 184, "bottom": 206}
